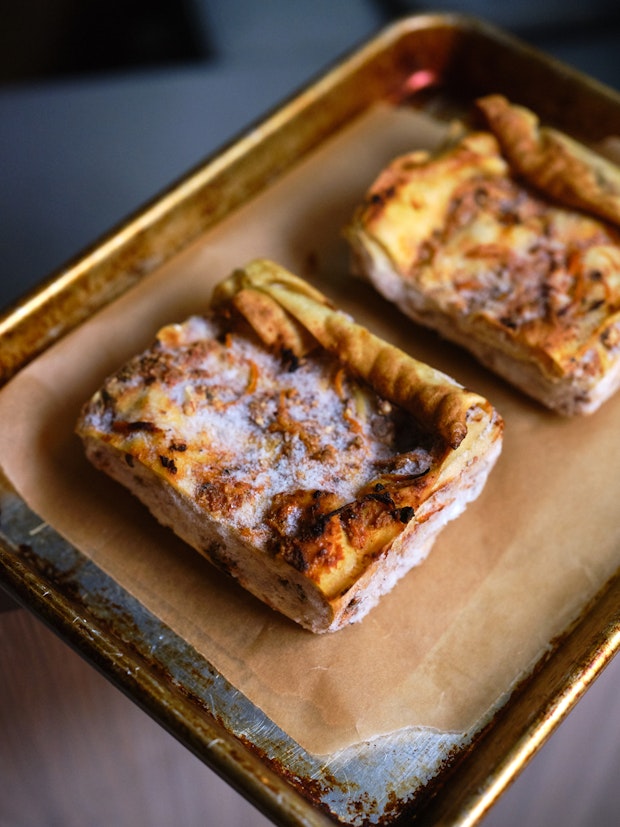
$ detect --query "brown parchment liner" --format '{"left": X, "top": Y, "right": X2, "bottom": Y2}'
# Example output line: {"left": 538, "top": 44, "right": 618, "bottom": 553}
{"left": 1, "top": 107, "right": 620, "bottom": 756}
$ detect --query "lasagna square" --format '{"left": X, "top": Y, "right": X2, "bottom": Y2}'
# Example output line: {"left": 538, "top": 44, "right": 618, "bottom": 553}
{"left": 346, "top": 95, "right": 620, "bottom": 416}
{"left": 77, "top": 260, "right": 503, "bottom": 632}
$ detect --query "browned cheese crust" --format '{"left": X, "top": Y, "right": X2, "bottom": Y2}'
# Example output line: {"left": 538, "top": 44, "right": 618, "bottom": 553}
{"left": 345, "top": 104, "right": 620, "bottom": 415}
{"left": 477, "top": 94, "right": 620, "bottom": 227}
{"left": 77, "top": 260, "right": 503, "bottom": 632}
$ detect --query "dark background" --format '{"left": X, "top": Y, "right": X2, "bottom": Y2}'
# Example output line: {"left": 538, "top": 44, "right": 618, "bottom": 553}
{"left": 1, "top": 0, "right": 620, "bottom": 308}
{"left": 1, "top": 1, "right": 619, "bottom": 86}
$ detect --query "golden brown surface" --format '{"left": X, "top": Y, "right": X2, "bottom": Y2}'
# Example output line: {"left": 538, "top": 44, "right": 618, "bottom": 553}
{"left": 347, "top": 122, "right": 620, "bottom": 407}
{"left": 76, "top": 260, "right": 502, "bottom": 630}
{"left": 213, "top": 260, "right": 490, "bottom": 448}
{"left": 477, "top": 94, "right": 620, "bottom": 228}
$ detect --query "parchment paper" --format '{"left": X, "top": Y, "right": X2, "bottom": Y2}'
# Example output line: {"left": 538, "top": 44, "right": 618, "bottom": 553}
{"left": 1, "top": 106, "right": 619, "bottom": 755}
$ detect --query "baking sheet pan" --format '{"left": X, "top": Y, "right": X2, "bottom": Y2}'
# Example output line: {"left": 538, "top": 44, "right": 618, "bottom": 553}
{"left": 1, "top": 13, "right": 620, "bottom": 826}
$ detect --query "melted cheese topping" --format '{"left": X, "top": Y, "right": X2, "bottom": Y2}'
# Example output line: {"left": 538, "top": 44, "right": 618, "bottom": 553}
{"left": 81, "top": 315, "right": 435, "bottom": 552}
{"left": 358, "top": 133, "right": 620, "bottom": 379}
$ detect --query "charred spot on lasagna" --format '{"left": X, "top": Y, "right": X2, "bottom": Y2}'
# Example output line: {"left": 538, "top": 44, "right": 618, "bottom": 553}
{"left": 77, "top": 260, "right": 502, "bottom": 632}
{"left": 346, "top": 100, "right": 620, "bottom": 416}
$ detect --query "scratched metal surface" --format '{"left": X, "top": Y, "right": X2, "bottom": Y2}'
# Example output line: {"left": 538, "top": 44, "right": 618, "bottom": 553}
{"left": 1, "top": 14, "right": 620, "bottom": 826}
{"left": 0, "top": 482, "right": 468, "bottom": 825}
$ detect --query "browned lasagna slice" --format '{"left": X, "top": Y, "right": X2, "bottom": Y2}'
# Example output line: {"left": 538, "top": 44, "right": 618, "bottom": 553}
{"left": 346, "top": 98, "right": 620, "bottom": 415}
{"left": 76, "top": 259, "right": 503, "bottom": 633}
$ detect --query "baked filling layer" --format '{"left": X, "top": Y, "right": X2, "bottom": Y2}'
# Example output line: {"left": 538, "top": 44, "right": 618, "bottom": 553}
{"left": 77, "top": 260, "right": 503, "bottom": 632}
{"left": 346, "top": 96, "right": 620, "bottom": 415}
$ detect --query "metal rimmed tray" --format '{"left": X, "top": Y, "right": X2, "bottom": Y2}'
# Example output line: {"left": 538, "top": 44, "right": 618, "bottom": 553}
{"left": 1, "top": 13, "right": 620, "bottom": 826}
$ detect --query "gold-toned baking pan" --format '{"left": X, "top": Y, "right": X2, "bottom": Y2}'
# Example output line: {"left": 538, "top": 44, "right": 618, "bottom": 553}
{"left": 1, "top": 13, "right": 620, "bottom": 826}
